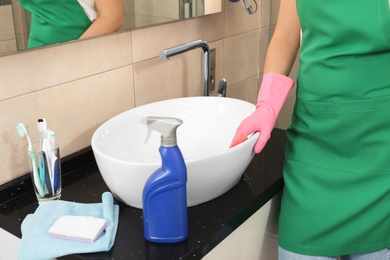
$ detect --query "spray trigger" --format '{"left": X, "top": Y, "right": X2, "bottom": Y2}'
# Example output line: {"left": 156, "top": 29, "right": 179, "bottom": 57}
{"left": 140, "top": 117, "right": 153, "bottom": 144}
{"left": 140, "top": 116, "right": 183, "bottom": 147}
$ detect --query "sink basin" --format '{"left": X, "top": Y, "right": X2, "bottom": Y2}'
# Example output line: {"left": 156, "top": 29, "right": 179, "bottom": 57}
{"left": 91, "top": 97, "right": 258, "bottom": 208}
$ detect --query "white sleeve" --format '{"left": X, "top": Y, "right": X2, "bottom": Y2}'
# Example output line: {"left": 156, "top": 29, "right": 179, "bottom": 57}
{"left": 77, "top": 0, "right": 99, "bottom": 22}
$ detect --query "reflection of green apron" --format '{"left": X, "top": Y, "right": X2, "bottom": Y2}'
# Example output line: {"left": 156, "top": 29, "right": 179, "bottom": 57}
{"left": 279, "top": 0, "right": 390, "bottom": 256}
{"left": 18, "top": 0, "right": 91, "bottom": 48}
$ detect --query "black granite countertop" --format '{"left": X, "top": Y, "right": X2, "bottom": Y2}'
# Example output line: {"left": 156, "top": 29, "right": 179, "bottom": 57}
{"left": 0, "top": 128, "right": 286, "bottom": 260}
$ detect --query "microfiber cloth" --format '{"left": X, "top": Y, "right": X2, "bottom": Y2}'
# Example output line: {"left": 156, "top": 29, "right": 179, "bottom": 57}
{"left": 18, "top": 192, "right": 119, "bottom": 260}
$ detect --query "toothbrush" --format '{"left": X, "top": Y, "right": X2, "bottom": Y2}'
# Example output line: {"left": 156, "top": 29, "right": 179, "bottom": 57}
{"left": 16, "top": 123, "right": 45, "bottom": 197}
{"left": 39, "top": 149, "right": 46, "bottom": 193}
{"left": 39, "top": 118, "right": 57, "bottom": 195}
{"left": 37, "top": 118, "right": 48, "bottom": 190}
{"left": 46, "top": 131, "right": 57, "bottom": 194}
{"left": 40, "top": 135, "right": 52, "bottom": 195}
{"left": 53, "top": 158, "right": 59, "bottom": 193}
{"left": 42, "top": 151, "right": 53, "bottom": 196}
{"left": 37, "top": 118, "right": 47, "bottom": 150}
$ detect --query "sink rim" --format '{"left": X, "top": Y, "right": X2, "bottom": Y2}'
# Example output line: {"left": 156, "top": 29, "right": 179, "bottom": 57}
{"left": 91, "top": 96, "right": 257, "bottom": 165}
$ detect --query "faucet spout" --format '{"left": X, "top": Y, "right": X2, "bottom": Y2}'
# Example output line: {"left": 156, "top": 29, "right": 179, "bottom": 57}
{"left": 160, "top": 39, "right": 211, "bottom": 96}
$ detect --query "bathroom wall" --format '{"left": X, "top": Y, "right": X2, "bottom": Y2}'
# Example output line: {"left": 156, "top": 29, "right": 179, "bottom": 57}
{"left": 0, "top": 0, "right": 296, "bottom": 185}
{"left": 0, "top": 4, "right": 17, "bottom": 54}
{"left": 134, "top": 0, "right": 178, "bottom": 27}
{"left": 121, "top": 0, "right": 135, "bottom": 31}
{"left": 8, "top": 0, "right": 29, "bottom": 52}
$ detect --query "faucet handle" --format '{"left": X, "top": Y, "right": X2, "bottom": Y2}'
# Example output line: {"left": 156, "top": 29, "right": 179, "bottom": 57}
{"left": 216, "top": 78, "right": 227, "bottom": 97}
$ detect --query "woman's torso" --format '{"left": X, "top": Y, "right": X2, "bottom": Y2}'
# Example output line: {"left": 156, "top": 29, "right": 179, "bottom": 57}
{"left": 296, "top": 0, "right": 390, "bottom": 102}
{"left": 18, "top": 0, "right": 92, "bottom": 48}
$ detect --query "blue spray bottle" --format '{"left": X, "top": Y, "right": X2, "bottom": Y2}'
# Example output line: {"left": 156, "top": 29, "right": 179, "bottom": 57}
{"left": 141, "top": 116, "right": 188, "bottom": 243}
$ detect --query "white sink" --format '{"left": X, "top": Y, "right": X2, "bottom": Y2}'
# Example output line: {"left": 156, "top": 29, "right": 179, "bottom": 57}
{"left": 91, "top": 97, "right": 258, "bottom": 208}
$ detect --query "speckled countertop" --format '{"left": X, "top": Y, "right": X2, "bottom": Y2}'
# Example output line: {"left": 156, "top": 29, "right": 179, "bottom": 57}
{"left": 0, "top": 128, "right": 286, "bottom": 260}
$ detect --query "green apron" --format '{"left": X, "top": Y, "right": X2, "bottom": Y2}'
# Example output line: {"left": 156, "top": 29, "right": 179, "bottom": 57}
{"left": 278, "top": 0, "right": 390, "bottom": 256}
{"left": 18, "top": 0, "right": 92, "bottom": 48}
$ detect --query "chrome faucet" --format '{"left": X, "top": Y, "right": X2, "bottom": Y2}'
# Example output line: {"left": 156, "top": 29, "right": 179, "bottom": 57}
{"left": 160, "top": 39, "right": 211, "bottom": 96}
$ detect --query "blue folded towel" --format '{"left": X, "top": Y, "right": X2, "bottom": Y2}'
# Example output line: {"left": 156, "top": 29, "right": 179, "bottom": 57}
{"left": 18, "top": 192, "right": 119, "bottom": 260}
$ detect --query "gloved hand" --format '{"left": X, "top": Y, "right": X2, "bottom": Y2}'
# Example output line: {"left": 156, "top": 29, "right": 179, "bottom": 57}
{"left": 230, "top": 73, "right": 294, "bottom": 153}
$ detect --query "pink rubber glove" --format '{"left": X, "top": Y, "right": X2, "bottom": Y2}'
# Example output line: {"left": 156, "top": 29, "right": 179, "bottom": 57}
{"left": 230, "top": 73, "right": 294, "bottom": 153}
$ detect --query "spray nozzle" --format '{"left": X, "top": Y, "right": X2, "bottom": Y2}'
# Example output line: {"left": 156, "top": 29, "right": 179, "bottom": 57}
{"left": 141, "top": 116, "right": 183, "bottom": 147}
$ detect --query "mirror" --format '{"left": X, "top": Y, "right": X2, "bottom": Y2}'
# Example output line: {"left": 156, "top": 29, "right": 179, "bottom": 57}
{"left": 0, "top": 0, "right": 221, "bottom": 56}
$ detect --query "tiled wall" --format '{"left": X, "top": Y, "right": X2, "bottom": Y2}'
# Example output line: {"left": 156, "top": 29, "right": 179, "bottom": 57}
{"left": 8, "top": 0, "right": 29, "bottom": 52}
{"left": 0, "top": 4, "right": 17, "bottom": 54}
{"left": 134, "top": 0, "right": 178, "bottom": 27}
{"left": 0, "top": 0, "right": 296, "bottom": 185}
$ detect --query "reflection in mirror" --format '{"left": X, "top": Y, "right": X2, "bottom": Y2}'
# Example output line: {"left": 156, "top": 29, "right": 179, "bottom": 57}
{"left": 16, "top": 0, "right": 123, "bottom": 49}
{"left": 0, "top": 0, "right": 221, "bottom": 56}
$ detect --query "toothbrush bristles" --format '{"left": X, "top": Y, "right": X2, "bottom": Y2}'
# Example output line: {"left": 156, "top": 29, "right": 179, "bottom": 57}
{"left": 16, "top": 123, "right": 28, "bottom": 137}
{"left": 16, "top": 123, "right": 33, "bottom": 151}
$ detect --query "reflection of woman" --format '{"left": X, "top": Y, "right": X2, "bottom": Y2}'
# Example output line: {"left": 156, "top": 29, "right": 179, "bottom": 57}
{"left": 232, "top": 0, "right": 390, "bottom": 259}
{"left": 19, "top": 0, "right": 123, "bottom": 48}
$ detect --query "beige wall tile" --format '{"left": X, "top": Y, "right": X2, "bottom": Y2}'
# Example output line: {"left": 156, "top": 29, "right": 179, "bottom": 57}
{"left": 134, "top": 0, "right": 179, "bottom": 19}
{"left": 224, "top": 0, "right": 262, "bottom": 37}
{"left": 223, "top": 30, "right": 261, "bottom": 86}
{"left": 259, "top": 26, "right": 270, "bottom": 74}
{"left": 227, "top": 75, "right": 259, "bottom": 104}
{"left": 0, "top": 40, "right": 17, "bottom": 55}
{"left": 190, "top": 12, "right": 225, "bottom": 42}
{"left": 133, "top": 51, "right": 201, "bottom": 106}
{"left": 270, "top": 0, "right": 281, "bottom": 25}
{"left": 261, "top": 0, "right": 272, "bottom": 28}
{"left": 11, "top": 1, "right": 28, "bottom": 40}
{"left": 1, "top": 66, "right": 134, "bottom": 184}
{"left": 15, "top": 33, "right": 27, "bottom": 51}
{"left": 0, "top": 32, "right": 132, "bottom": 101}
{"left": 0, "top": 6, "right": 16, "bottom": 41}
{"left": 0, "top": 6, "right": 17, "bottom": 54}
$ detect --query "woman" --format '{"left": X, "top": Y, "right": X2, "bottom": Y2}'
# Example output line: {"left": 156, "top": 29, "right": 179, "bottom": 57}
{"left": 231, "top": 0, "right": 390, "bottom": 258}
{"left": 18, "top": 0, "right": 123, "bottom": 48}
